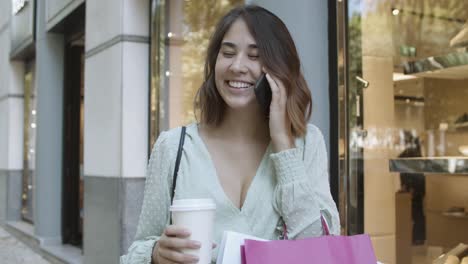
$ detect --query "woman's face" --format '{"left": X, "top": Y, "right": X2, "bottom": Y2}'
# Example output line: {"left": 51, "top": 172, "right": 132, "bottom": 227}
{"left": 214, "top": 18, "right": 263, "bottom": 110}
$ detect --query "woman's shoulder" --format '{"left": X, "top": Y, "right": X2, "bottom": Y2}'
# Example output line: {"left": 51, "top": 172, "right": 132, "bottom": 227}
{"left": 304, "top": 123, "right": 325, "bottom": 145}
{"left": 151, "top": 124, "right": 195, "bottom": 155}
{"left": 300, "top": 123, "right": 327, "bottom": 157}
{"left": 305, "top": 123, "right": 322, "bottom": 136}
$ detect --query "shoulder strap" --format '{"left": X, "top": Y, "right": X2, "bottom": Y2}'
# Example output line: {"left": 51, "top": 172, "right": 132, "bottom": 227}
{"left": 171, "top": 126, "right": 186, "bottom": 203}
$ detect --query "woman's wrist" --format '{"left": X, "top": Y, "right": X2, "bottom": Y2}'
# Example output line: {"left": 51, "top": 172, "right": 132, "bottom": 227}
{"left": 272, "top": 135, "right": 295, "bottom": 153}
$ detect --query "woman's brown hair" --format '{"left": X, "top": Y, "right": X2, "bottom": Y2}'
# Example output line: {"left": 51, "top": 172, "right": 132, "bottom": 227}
{"left": 195, "top": 5, "right": 312, "bottom": 137}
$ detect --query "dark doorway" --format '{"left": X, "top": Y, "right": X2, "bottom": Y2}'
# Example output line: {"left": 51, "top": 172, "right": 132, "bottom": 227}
{"left": 62, "top": 4, "right": 85, "bottom": 247}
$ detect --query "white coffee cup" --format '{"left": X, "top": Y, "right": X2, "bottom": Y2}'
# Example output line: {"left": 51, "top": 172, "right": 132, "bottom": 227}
{"left": 170, "top": 198, "right": 216, "bottom": 264}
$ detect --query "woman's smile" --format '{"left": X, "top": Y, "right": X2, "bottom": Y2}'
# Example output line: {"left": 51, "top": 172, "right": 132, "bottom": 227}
{"left": 225, "top": 80, "right": 254, "bottom": 95}
{"left": 227, "top": 80, "right": 253, "bottom": 89}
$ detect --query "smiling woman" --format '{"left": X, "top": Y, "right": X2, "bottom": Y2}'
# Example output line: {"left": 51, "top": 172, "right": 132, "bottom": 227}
{"left": 122, "top": 4, "right": 339, "bottom": 264}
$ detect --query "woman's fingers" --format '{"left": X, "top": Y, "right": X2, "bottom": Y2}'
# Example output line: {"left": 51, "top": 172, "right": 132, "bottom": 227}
{"left": 157, "top": 255, "right": 179, "bottom": 264}
{"left": 263, "top": 69, "right": 294, "bottom": 152}
{"left": 164, "top": 225, "right": 191, "bottom": 238}
{"left": 265, "top": 73, "right": 280, "bottom": 107}
{"left": 158, "top": 247, "right": 199, "bottom": 263}
{"left": 159, "top": 237, "right": 201, "bottom": 250}
{"left": 265, "top": 73, "right": 287, "bottom": 108}
{"left": 155, "top": 226, "right": 202, "bottom": 264}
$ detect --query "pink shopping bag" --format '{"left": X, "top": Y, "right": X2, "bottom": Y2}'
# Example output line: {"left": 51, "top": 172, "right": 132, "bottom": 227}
{"left": 241, "top": 216, "right": 377, "bottom": 264}
{"left": 242, "top": 234, "right": 377, "bottom": 264}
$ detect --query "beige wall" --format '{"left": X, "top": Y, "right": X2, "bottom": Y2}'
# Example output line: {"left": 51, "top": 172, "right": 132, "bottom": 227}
{"left": 362, "top": 1, "right": 397, "bottom": 262}
{"left": 362, "top": 57, "right": 397, "bottom": 264}
{"left": 426, "top": 174, "right": 468, "bottom": 248}
{"left": 424, "top": 78, "right": 468, "bottom": 156}
{"left": 424, "top": 78, "right": 468, "bottom": 129}
{"left": 394, "top": 77, "right": 425, "bottom": 137}
{"left": 423, "top": 78, "right": 468, "bottom": 249}
{"left": 394, "top": 103, "right": 425, "bottom": 136}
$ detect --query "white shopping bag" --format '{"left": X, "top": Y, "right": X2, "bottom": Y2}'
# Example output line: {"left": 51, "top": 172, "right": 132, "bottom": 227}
{"left": 216, "top": 231, "right": 267, "bottom": 264}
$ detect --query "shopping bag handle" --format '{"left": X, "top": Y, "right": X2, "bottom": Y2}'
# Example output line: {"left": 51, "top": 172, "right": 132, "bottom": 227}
{"left": 320, "top": 213, "right": 330, "bottom": 236}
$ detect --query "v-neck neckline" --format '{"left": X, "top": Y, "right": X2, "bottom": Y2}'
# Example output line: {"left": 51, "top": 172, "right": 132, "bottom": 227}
{"left": 191, "top": 123, "right": 271, "bottom": 214}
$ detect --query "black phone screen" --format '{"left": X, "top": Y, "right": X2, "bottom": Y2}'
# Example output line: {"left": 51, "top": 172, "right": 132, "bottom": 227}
{"left": 254, "top": 73, "right": 272, "bottom": 115}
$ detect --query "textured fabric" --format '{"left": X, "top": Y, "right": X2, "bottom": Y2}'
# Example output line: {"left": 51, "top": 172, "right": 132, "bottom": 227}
{"left": 120, "top": 123, "right": 340, "bottom": 264}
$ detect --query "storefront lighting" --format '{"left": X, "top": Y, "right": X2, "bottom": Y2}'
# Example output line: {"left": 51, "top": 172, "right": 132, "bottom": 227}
{"left": 168, "top": 32, "right": 174, "bottom": 38}
{"left": 31, "top": 123, "right": 36, "bottom": 128}
{"left": 165, "top": 71, "right": 171, "bottom": 77}
{"left": 392, "top": 8, "right": 400, "bottom": 16}
{"left": 439, "top": 122, "right": 448, "bottom": 131}
{"left": 32, "top": 110, "right": 36, "bottom": 115}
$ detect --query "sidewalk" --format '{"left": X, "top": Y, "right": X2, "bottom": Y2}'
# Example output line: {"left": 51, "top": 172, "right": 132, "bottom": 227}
{"left": 0, "top": 225, "right": 50, "bottom": 264}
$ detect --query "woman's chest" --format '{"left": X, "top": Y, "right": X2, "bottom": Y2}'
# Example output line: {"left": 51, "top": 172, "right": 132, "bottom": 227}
{"left": 211, "top": 144, "right": 267, "bottom": 203}
{"left": 175, "top": 144, "right": 276, "bottom": 212}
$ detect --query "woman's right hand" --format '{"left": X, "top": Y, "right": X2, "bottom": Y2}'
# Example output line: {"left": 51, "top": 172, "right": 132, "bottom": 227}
{"left": 152, "top": 225, "right": 201, "bottom": 264}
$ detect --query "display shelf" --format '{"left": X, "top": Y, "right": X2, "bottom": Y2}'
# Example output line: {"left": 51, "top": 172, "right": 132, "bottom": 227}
{"left": 442, "top": 212, "right": 468, "bottom": 219}
{"left": 389, "top": 157, "right": 468, "bottom": 175}
{"left": 454, "top": 122, "right": 468, "bottom": 129}
{"left": 427, "top": 209, "right": 468, "bottom": 220}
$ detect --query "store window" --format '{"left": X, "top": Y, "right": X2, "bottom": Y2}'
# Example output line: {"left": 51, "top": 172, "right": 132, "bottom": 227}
{"left": 22, "top": 61, "right": 36, "bottom": 223}
{"left": 337, "top": 0, "right": 468, "bottom": 263}
{"left": 149, "top": 0, "right": 243, "bottom": 147}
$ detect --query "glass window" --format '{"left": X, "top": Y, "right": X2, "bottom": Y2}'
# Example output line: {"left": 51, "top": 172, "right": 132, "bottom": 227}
{"left": 338, "top": 0, "right": 468, "bottom": 263}
{"left": 149, "top": 0, "right": 243, "bottom": 148}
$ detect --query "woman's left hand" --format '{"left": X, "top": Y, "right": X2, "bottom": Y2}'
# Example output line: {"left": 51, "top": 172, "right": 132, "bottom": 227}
{"left": 264, "top": 71, "right": 295, "bottom": 152}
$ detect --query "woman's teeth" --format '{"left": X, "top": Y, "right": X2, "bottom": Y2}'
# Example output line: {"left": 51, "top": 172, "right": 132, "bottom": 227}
{"left": 228, "top": 81, "right": 251, "bottom": 89}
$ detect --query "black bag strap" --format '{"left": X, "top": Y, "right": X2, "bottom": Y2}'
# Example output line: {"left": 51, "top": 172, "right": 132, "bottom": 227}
{"left": 171, "top": 126, "right": 186, "bottom": 203}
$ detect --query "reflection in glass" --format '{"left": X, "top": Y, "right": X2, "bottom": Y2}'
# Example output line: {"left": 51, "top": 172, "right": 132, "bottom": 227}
{"left": 150, "top": 0, "right": 243, "bottom": 148}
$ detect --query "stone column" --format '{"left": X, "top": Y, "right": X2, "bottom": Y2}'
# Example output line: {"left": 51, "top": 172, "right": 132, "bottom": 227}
{"left": 83, "top": 0, "right": 150, "bottom": 263}
{"left": 0, "top": 0, "right": 25, "bottom": 223}
{"left": 34, "top": 0, "right": 65, "bottom": 245}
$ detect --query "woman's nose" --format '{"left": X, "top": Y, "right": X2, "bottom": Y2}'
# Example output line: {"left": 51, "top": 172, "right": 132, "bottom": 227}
{"left": 229, "top": 55, "right": 248, "bottom": 73}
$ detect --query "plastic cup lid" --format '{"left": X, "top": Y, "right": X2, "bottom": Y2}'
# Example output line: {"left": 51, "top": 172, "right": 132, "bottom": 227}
{"left": 170, "top": 198, "right": 216, "bottom": 211}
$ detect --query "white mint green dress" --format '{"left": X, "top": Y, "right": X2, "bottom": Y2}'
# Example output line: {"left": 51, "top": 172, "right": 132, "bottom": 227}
{"left": 120, "top": 123, "right": 340, "bottom": 263}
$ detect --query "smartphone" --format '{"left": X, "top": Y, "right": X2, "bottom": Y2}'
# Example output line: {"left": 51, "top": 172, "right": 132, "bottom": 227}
{"left": 254, "top": 73, "right": 272, "bottom": 116}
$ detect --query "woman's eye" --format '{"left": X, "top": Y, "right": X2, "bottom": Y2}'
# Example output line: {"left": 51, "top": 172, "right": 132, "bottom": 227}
{"left": 249, "top": 55, "right": 259, "bottom": 60}
{"left": 222, "top": 52, "right": 235, "bottom": 58}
